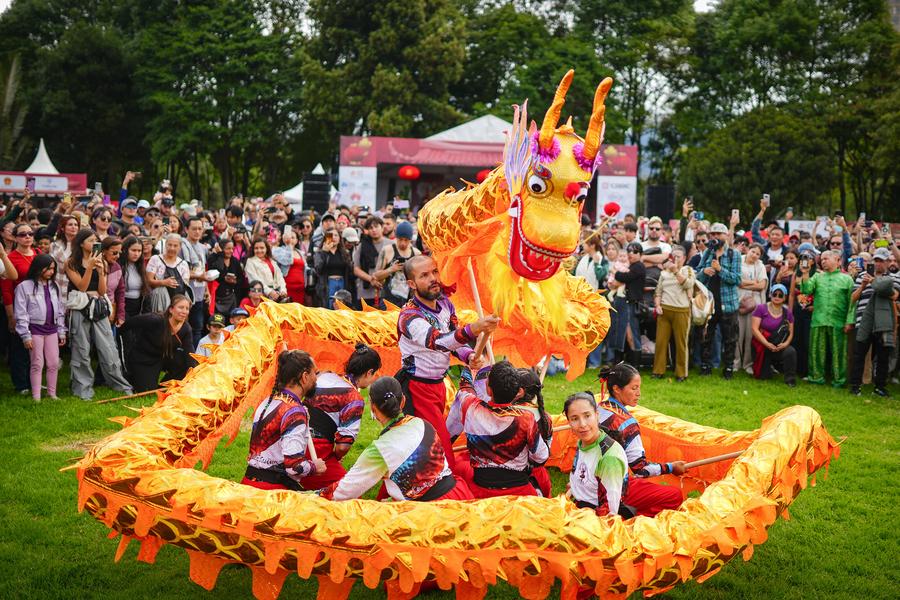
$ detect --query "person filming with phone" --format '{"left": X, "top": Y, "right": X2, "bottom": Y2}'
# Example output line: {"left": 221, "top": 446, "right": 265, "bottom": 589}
{"left": 848, "top": 247, "right": 900, "bottom": 398}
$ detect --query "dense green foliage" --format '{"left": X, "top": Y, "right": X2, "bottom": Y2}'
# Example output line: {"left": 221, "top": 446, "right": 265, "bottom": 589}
{"left": 0, "top": 366, "right": 896, "bottom": 598}
{"left": 0, "top": 0, "right": 896, "bottom": 216}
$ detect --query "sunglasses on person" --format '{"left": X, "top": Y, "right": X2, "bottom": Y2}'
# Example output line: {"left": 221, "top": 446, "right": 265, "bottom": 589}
{"left": 16, "top": 231, "right": 33, "bottom": 238}
{"left": 771, "top": 291, "right": 785, "bottom": 298}
{"left": 96, "top": 216, "right": 111, "bottom": 222}
{"left": 830, "top": 241, "right": 842, "bottom": 246}
{"left": 649, "top": 226, "right": 661, "bottom": 231}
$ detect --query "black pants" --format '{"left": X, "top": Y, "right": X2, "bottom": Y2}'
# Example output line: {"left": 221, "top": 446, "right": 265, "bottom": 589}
{"left": 702, "top": 310, "right": 738, "bottom": 371}
{"left": 188, "top": 300, "right": 207, "bottom": 348}
{"left": 759, "top": 346, "right": 798, "bottom": 384}
{"left": 850, "top": 333, "right": 891, "bottom": 389}
{"left": 127, "top": 360, "right": 163, "bottom": 393}
{"left": 792, "top": 307, "right": 812, "bottom": 378}
{"left": 8, "top": 332, "right": 30, "bottom": 392}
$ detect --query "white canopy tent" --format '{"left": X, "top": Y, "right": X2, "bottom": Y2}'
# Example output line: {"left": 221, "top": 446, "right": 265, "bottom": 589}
{"left": 25, "top": 138, "right": 60, "bottom": 174}
{"left": 425, "top": 114, "right": 512, "bottom": 144}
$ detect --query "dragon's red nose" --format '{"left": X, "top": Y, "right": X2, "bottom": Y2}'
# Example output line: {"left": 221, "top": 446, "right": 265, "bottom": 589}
{"left": 564, "top": 182, "right": 581, "bottom": 200}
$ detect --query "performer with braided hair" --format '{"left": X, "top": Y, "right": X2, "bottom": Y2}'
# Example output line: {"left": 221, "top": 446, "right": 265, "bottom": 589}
{"left": 320, "top": 376, "right": 473, "bottom": 502}
{"left": 301, "top": 343, "right": 382, "bottom": 490}
{"left": 241, "top": 350, "right": 325, "bottom": 490}
{"left": 447, "top": 359, "right": 552, "bottom": 498}
{"left": 596, "top": 362, "right": 686, "bottom": 516}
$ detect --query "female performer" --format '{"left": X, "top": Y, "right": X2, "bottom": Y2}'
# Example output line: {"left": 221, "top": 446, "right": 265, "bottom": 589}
{"left": 447, "top": 360, "right": 552, "bottom": 498}
{"left": 300, "top": 343, "right": 381, "bottom": 490}
{"left": 596, "top": 362, "right": 686, "bottom": 517}
{"left": 242, "top": 350, "right": 325, "bottom": 490}
{"left": 564, "top": 392, "right": 628, "bottom": 516}
{"left": 320, "top": 376, "right": 472, "bottom": 501}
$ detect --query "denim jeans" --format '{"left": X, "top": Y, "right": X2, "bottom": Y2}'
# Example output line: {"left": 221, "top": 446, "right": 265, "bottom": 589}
{"left": 327, "top": 277, "right": 345, "bottom": 309}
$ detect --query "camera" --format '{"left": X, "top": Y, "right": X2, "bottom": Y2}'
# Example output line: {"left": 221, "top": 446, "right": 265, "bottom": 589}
{"left": 706, "top": 238, "right": 721, "bottom": 251}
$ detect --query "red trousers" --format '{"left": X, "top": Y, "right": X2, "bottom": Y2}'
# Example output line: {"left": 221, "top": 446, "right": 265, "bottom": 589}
{"left": 300, "top": 438, "right": 347, "bottom": 490}
{"left": 453, "top": 449, "right": 550, "bottom": 498}
{"left": 469, "top": 480, "right": 538, "bottom": 499}
{"left": 438, "top": 476, "right": 474, "bottom": 500}
{"left": 407, "top": 379, "right": 455, "bottom": 469}
{"left": 624, "top": 477, "right": 683, "bottom": 517}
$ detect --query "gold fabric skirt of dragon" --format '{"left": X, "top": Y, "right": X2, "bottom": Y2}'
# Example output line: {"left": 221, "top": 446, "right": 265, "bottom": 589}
{"left": 74, "top": 301, "right": 839, "bottom": 600}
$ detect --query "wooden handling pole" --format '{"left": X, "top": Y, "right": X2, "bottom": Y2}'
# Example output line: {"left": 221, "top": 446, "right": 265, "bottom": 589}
{"left": 539, "top": 355, "right": 551, "bottom": 384}
{"left": 95, "top": 388, "right": 163, "bottom": 405}
{"left": 467, "top": 258, "right": 495, "bottom": 364}
{"left": 682, "top": 450, "right": 743, "bottom": 470}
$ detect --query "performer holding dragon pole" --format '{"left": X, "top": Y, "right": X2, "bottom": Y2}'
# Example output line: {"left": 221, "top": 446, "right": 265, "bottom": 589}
{"left": 299, "top": 343, "right": 381, "bottom": 490}
{"left": 446, "top": 359, "right": 552, "bottom": 498}
{"left": 396, "top": 255, "right": 499, "bottom": 467}
{"left": 241, "top": 350, "right": 325, "bottom": 490}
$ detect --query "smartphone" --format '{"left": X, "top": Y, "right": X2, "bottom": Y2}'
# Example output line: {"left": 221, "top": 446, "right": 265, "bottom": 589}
{"left": 857, "top": 257, "right": 865, "bottom": 270}
{"left": 92, "top": 242, "right": 102, "bottom": 255}
{"left": 799, "top": 257, "right": 810, "bottom": 270}
{"left": 731, "top": 209, "right": 740, "bottom": 222}
{"left": 874, "top": 239, "right": 889, "bottom": 249}
{"left": 762, "top": 194, "right": 770, "bottom": 206}
{"left": 94, "top": 182, "right": 103, "bottom": 195}
{"left": 866, "top": 264, "right": 875, "bottom": 276}
{"left": 859, "top": 211, "right": 866, "bottom": 222}
{"left": 693, "top": 211, "right": 704, "bottom": 221}
{"left": 162, "top": 217, "right": 170, "bottom": 226}
{"left": 25, "top": 176, "right": 35, "bottom": 194}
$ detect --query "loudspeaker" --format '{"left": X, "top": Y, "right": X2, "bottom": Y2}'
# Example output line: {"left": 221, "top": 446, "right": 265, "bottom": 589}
{"left": 645, "top": 185, "right": 675, "bottom": 221}
{"left": 303, "top": 173, "right": 331, "bottom": 214}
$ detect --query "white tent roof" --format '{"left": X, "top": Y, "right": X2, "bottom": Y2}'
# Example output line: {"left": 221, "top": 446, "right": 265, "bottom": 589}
{"left": 284, "top": 180, "right": 303, "bottom": 202}
{"left": 25, "top": 138, "right": 60, "bottom": 174}
{"left": 426, "top": 114, "right": 512, "bottom": 144}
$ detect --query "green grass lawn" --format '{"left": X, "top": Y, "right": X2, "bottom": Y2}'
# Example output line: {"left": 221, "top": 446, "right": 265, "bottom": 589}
{"left": 0, "top": 363, "right": 897, "bottom": 599}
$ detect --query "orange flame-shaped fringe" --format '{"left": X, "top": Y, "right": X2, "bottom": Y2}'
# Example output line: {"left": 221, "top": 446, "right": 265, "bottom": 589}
{"left": 73, "top": 300, "right": 839, "bottom": 600}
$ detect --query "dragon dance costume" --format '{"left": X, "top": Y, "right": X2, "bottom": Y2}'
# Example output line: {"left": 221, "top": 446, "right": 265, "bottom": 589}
{"left": 241, "top": 389, "right": 315, "bottom": 490}
{"left": 300, "top": 371, "right": 365, "bottom": 490}
{"left": 447, "top": 367, "right": 551, "bottom": 498}
{"left": 320, "top": 415, "right": 472, "bottom": 502}
{"left": 569, "top": 431, "right": 628, "bottom": 516}
{"left": 396, "top": 295, "right": 475, "bottom": 468}
{"left": 598, "top": 397, "right": 683, "bottom": 517}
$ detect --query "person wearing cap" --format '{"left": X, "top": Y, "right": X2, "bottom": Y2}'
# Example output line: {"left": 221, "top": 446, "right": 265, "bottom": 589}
{"left": 798, "top": 250, "right": 855, "bottom": 387}
{"left": 696, "top": 222, "right": 743, "bottom": 379}
{"left": 226, "top": 306, "right": 249, "bottom": 332}
{"left": 612, "top": 242, "right": 646, "bottom": 366}
{"left": 196, "top": 313, "right": 227, "bottom": 358}
{"left": 311, "top": 212, "right": 336, "bottom": 251}
{"left": 117, "top": 197, "right": 139, "bottom": 231}
{"left": 749, "top": 283, "right": 797, "bottom": 386}
{"left": 848, "top": 247, "right": 900, "bottom": 397}
{"left": 373, "top": 221, "right": 420, "bottom": 306}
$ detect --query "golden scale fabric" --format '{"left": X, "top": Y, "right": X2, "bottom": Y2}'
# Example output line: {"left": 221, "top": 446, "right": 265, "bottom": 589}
{"left": 74, "top": 71, "right": 839, "bottom": 600}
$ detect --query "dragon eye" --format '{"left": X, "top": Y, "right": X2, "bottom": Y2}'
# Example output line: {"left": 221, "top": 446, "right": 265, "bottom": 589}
{"left": 528, "top": 174, "right": 548, "bottom": 195}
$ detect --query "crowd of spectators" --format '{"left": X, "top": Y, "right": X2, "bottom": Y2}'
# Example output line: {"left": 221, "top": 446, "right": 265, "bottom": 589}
{"left": 0, "top": 173, "right": 423, "bottom": 401}
{"left": 569, "top": 198, "right": 900, "bottom": 397}
{"left": 1, "top": 175, "right": 897, "bottom": 402}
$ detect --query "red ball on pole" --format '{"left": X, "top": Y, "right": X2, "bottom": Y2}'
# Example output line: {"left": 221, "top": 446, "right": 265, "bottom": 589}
{"left": 603, "top": 201, "right": 621, "bottom": 217}
{"left": 476, "top": 169, "right": 491, "bottom": 183}
{"left": 398, "top": 165, "right": 421, "bottom": 180}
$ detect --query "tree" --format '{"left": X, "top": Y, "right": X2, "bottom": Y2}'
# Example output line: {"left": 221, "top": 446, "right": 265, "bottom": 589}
{"left": 302, "top": 0, "right": 466, "bottom": 151}
{"left": 679, "top": 106, "right": 835, "bottom": 218}
{"left": 0, "top": 54, "right": 28, "bottom": 169}
{"left": 136, "top": 0, "right": 304, "bottom": 200}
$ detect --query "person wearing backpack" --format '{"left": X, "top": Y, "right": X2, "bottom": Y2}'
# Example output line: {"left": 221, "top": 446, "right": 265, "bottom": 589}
{"left": 373, "top": 221, "right": 420, "bottom": 307}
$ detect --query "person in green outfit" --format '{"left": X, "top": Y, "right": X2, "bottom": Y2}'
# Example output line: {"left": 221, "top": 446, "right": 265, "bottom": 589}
{"left": 799, "top": 250, "right": 855, "bottom": 386}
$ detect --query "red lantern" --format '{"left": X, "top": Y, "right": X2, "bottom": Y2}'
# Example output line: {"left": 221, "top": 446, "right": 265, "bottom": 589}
{"left": 476, "top": 169, "right": 491, "bottom": 183}
{"left": 398, "top": 165, "right": 421, "bottom": 180}
{"left": 603, "top": 201, "right": 621, "bottom": 217}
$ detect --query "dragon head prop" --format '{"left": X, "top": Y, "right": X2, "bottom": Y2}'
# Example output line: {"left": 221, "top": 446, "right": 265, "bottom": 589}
{"left": 503, "top": 70, "right": 613, "bottom": 281}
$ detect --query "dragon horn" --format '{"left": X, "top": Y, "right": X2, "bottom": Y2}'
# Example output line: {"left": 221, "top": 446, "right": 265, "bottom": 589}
{"left": 583, "top": 77, "right": 614, "bottom": 160}
{"left": 538, "top": 69, "right": 574, "bottom": 150}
